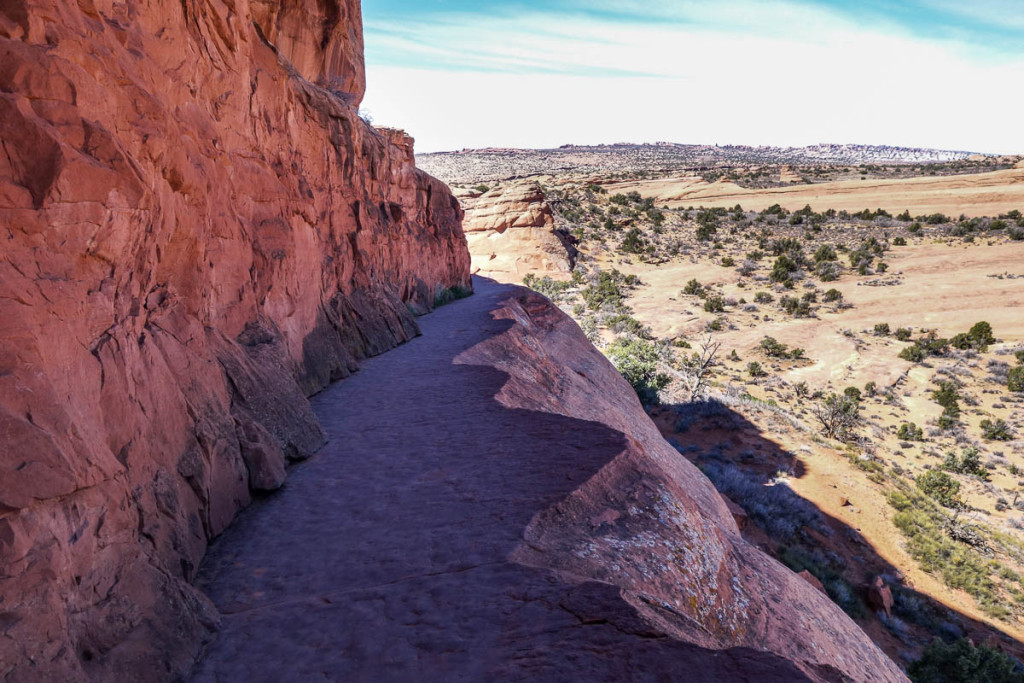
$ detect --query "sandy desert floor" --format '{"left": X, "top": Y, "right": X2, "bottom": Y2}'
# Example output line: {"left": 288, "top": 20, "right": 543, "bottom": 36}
{"left": 605, "top": 167, "right": 1024, "bottom": 218}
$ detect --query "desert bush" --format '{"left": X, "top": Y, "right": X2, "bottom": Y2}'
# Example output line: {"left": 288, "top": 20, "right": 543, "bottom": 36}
{"left": 822, "top": 288, "right": 843, "bottom": 303}
{"left": 581, "top": 269, "right": 635, "bottom": 310}
{"left": 620, "top": 227, "right": 646, "bottom": 254}
{"left": 754, "top": 291, "right": 774, "bottom": 304}
{"left": 604, "top": 314, "right": 650, "bottom": 338}
{"left": 942, "top": 446, "right": 988, "bottom": 479}
{"left": 916, "top": 470, "right": 962, "bottom": 508}
{"left": 780, "top": 295, "right": 811, "bottom": 317}
{"left": 874, "top": 323, "right": 891, "bottom": 336}
{"left": 770, "top": 254, "right": 800, "bottom": 285}
{"left": 1010, "top": 366, "right": 1024, "bottom": 393}
{"left": 605, "top": 337, "right": 670, "bottom": 406}
{"left": 760, "top": 336, "right": 789, "bottom": 358}
{"left": 981, "top": 418, "right": 1014, "bottom": 441}
{"left": 700, "top": 461, "right": 825, "bottom": 540}
{"left": 892, "top": 236, "right": 907, "bottom": 246}
{"left": 895, "top": 327, "right": 912, "bottom": 341}
{"left": 933, "top": 381, "right": 961, "bottom": 418}
{"left": 898, "top": 422, "right": 924, "bottom": 441}
{"left": 433, "top": 284, "right": 473, "bottom": 307}
{"left": 683, "top": 278, "right": 705, "bottom": 296}
{"left": 813, "top": 393, "right": 860, "bottom": 440}
{"left": 908, "top": 638, "right": 1024, "bottom": 683}
{"left": 814, "top": 244, "right": 837, "bottom": 263}
{"left": 522, "top": 274, "right": 572, "bottom": 301}
{"left": 908, "top": 222, "right": 923, "bottom": 234}
{"left": 747, "top": 361, "right": 766, "bottom": 377}
{"left": 968, "top": 321, "right": 996, "bottom": 351}
{"left": 704, "top": 296, "right": 726, "bottom": 313}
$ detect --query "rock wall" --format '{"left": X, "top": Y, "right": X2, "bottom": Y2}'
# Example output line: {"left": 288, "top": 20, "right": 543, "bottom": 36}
{"left": 461, "top": 289, "right": 908, "bottom": 682}
{"left": 0, "top": 1, "right": 469, "bottom": 680}
{"left": 457, "top": 182, "right": 576, "bottom": 280}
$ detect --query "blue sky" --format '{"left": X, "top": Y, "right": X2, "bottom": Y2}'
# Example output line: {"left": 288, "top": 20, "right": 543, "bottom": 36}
{"left": 360, "top": 0, "right": 1024, "bottom": 153}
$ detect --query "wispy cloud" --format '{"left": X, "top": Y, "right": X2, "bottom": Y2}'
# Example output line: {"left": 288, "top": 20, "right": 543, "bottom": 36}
{"left": 361, "top": 0, "right": 1024, "bottom": 153}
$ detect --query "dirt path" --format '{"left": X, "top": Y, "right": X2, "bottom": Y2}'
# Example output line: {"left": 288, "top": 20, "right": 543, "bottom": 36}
{"left": 188, "top": 277, "right": 812, "bottom": 682}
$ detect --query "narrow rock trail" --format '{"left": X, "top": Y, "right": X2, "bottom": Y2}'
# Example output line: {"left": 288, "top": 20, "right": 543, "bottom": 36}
{"left": 189, "top": 277, "right": 813, "bottom": 682}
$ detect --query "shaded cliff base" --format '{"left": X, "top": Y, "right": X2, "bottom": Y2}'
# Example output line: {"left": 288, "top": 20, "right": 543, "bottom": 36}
{"left": 649, "top": 402, "right": 1024, "bottom": 668}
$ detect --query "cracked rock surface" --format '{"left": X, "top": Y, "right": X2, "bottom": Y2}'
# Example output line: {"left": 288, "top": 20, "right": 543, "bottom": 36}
{"left": 191, "top": 278, "right": 906, "bottom": 682}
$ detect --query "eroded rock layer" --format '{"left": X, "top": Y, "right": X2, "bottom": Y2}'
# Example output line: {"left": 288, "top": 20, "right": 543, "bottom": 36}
{"left": 0, "top": 1, "right": 468, "bottom": 680}
{"left": 457, "top": 182, "right": 576, "bottom": 280}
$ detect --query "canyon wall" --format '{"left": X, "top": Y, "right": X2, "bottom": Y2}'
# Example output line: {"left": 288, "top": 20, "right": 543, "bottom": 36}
{"left": 0, "top": 1, "right": 469, "bottom": 680}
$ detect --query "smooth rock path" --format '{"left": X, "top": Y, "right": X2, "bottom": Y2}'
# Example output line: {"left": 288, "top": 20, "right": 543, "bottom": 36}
{"left": 189, "top": 277, "right": 812, "bottom": 682}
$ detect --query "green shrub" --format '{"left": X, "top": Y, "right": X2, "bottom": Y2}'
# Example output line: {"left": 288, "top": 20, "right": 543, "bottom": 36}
{"left": 898, "top": 422, "right": 924, "bottom": 441}
{"left": 908, "top": 638, "right": 1024, "bottom": 683}
{"left": 1010, "top": 366, "right": 1024, "bottom": 393}
{"left": 522, "top": 274, "right": 571, "bottom": 301}
{"left": 899, "top": 345, "right": 926, "bottom": 362}
{"left": 760, "top": 336, "right": 789, "bottom": 358}
{"left": 747, "top": 361, "right": 766, "bottom": 377}
{"left": 814, "top": 244, "right": 837, "bottom": 263}
{"left": 754, "top": 291, "right": 773, "bottom": 304}
{"left": 473, "top": 184, "right": 490, "bottom": 193}
{"left": 892, "top": 236, "right": 907, "bottom": 246}
{"left": 683, "top": 279, "right": 705, "bottom": 296}
{"left": 943, "top": 446, "right": 988, "bottom": 479}
{"left": 770, "top": 254, "right": 800, "bottom": 284}
{"left": 932, "top": 381, "right": 960, "bottom": 420}
{"left": 908, "top": 222, "right": 923, "bottom": 234}
{"left": 895, "top": 327, "right": 912, "bottom": 341}
{"left": 822, "top": 288, "right": 843, "bottom": 302}
{"left": 720, "top": 256, "right": 735, "bottom": 267}
{"left": 620, "top": 227, "right": 646, "bottom": 254}
{"left": 605, "top": 337, "right": 670, "bottom": 406}
{"left": 704, "top": 296, "right": 725, "bottom": 313}
{"left": 916, "top": 470, "right": 962, "bottom": 508}
{"left": 433, "top": 284, "right": 473, "bottom": 307}
{"left": 968, "top": 321, "right": 996, "bottom": 351}
{"left": 981, "top": 418, "right": 1013, "bottom": 441}
{"left": 780, "top": 296, "right": 811, "bottom": 317}
{"left": 874, "top": 323, "right": 891, "bottom": 336}
{"left": 581, "top": 269, "right": 635, "bottom": 310}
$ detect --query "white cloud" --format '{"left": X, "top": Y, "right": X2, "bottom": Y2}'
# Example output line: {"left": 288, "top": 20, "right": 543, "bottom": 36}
{"left": 362, "top": 2, "right": 1024, "bottom": 154}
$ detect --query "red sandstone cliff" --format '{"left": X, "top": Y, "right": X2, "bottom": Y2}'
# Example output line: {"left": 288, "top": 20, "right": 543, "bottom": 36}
{"left": 0, "top": 1, "right": 468, "bottom": 680}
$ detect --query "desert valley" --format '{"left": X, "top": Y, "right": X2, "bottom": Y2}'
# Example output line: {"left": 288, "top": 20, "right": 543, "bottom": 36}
{"left": 425, "top": 145, "right": 1024, "bottom": 670}
{"left": 2, "top": 1, "right": 1024, "bottom": 682}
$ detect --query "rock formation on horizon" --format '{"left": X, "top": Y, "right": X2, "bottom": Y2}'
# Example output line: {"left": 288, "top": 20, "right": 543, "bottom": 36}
{"left": 0, "top": 1, "right": 468, "bottom": 679}
{"left": 457, "top": 182, "right": 576, "bottom": 280}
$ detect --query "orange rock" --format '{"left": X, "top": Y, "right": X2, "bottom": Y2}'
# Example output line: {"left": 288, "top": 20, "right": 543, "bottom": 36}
{"left": 798, "top": 570, "right": 828, "bottom": 595}
{"left": 458, "top": 181, "right": 576, "bottom": 279}
{"left": 0, "top": 1, "right": 468, "bottom": 679}
{"left": 868, "top": 576, "right": 895, "bottom": 618}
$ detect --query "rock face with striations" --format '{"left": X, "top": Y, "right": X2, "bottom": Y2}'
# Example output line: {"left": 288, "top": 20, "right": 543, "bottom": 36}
{"left": 457, "top": 181, "right": 576, "bottom": 280}
{"left": 466, "top": 289, "right": 908, "bottom": 682}
{"left": 0, "top": 0, "right": 468, "bottom": 680}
